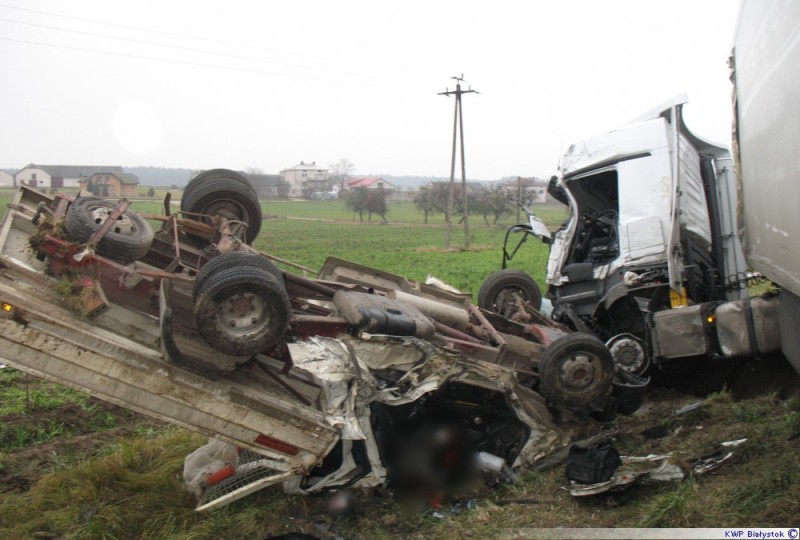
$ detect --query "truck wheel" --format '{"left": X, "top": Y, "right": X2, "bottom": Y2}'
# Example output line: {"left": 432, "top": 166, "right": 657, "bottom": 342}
{"left": 63, "top": 197, "right": 154, "bottom": 263}
{"left": 478, "top": 269, "right": 542, "bottom": 316}
{"left": 181, "top": 176, "right": 262, "bottom": 245}
{"left": 193, "top": 251, "right": 283, "bottom": 299}
{"left": 538, "top": 333, "right": 614, "bottom": 409}
{"left": 194, "top": 266, "right": 290, "bottom": 356}
{"left": 183, "top": 169, "right": 256, "bottom": 201}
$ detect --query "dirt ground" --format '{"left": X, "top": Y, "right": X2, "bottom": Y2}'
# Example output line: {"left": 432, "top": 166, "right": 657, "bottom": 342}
{"left": 0, "top": 397, "right": 160, "bottom": 492}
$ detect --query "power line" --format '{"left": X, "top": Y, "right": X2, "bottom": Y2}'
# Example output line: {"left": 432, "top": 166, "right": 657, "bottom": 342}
{"left": 0, "top": 16, "right": 382, "bottom": 80}
{"left": 0, "top": 2, "right": 395, "bottom": 73}
{"left": 0, "top": 3, "right": 312, "bottom": 57}
{"left": 0, "top": 36, "right": 372, "bottom": 85}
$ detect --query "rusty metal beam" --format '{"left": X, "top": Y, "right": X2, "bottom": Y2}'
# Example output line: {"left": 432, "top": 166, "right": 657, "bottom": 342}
{"left": 284, "top": 272, "right": 337, "bottom": 298}
{"left": 86, "top": 199, "right": 131, "bottom": 248}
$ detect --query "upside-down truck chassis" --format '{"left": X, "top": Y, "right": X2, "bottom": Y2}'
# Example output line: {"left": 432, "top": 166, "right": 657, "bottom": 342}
{"left": 0, "top": 178, "right": 628, "bottom": 510}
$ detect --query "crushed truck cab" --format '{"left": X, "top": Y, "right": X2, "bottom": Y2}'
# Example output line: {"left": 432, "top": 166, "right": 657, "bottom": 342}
{"left": 481, "top": 95, "right": 785, "bottom": 374}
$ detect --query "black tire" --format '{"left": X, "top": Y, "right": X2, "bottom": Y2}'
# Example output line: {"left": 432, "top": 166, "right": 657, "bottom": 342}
{"left": 478, "top": 269, "right": 542, "bottom": 316}
{"left": 63, "top": 197, "right": 154, "bottom": 263}
{"left": 181, "top": 176, "right": 262, "bottom": 245}
{"left": 194, "top": 266, "right": 290, "bottom": 356}
{"left": 538, "top": 333, "right": 614, "bottom": 409}
{"left": 183, "top": 169, "right": 256, "bottom": 202}
{"left": 193, "top": 251, "right": 283, "bottom": 299}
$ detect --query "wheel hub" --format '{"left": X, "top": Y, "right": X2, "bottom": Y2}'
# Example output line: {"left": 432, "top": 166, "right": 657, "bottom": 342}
{"left": 607, "top": 335, "right": 647, "bottom": 374}
{"left": 559, "top": 353, "right": 598, "bottom": 390}
{"left": 495, "top": 288, "right": 527, "bottom": 318}
{"left": 218, "top": 292, "right": 269, "bottom": 335}
{"left": 206, "top": 200, "right": 245, "bottom": 221}
{"left": 89, "top": 206, "right": 136, "bottom": 235}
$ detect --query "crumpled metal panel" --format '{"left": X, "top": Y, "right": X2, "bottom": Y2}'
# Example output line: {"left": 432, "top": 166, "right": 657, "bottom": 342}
{"left": 288, "top": 337, "right": 368, "bottom": 440}
{"left": 288, "top": 333, "right": 566, "bottom": 471}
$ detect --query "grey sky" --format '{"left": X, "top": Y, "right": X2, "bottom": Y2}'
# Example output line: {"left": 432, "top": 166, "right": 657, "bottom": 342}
{"left": 1, "top": 0, "right": 740, "bottom": 180}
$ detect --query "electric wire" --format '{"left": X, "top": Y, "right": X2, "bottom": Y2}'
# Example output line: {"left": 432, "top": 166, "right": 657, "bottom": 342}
{"left": 0, "top": 2, "right": 396, "bottom": 73}
{"left": 0, "top": 16, "right": 382, "bottom": 80}
{"left": 0, "top": 36, "right": 371, "bottom": 85}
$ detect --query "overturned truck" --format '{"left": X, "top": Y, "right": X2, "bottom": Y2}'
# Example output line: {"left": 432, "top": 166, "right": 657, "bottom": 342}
{"left": 0, "top": 174, "right": 629, "bottom": 510}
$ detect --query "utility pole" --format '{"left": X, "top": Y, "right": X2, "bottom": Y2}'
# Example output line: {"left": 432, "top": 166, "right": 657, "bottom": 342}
{"left": 439, "top": 75, "right": 478, "bottom": 249}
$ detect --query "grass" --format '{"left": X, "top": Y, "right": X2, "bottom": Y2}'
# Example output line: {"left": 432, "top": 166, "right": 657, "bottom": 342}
{"left": 253, "top": 219, "right": 552, "bottom": 297}
{"left": 0, "top": 365, "right": 797, "bottom": 538}
{"left": 0, "top": 369, "right": 90, "bottom": 416}
{"left": 0, "top": 369, "right": 98, "bottom": 449}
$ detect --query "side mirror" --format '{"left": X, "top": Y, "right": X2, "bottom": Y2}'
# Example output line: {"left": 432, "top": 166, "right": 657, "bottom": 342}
{"left": 547, "top": 176, "right": 568, "bottom": 206}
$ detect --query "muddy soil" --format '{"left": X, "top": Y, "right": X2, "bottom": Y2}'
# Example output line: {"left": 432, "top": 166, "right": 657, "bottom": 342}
{"left": 0, "top": 396, "right": 161, "bottom": 492}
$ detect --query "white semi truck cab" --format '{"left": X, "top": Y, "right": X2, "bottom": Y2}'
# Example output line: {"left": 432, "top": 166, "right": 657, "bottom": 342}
{"left": 481, "top": 91, "right": 788, "bottom": 374}
{"left": 545, "top": 95, "right": 780, "bottom": 372}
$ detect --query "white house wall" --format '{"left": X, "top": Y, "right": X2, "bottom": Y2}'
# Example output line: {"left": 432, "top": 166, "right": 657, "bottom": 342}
{"left": 15, "top": 167, "right": 51, "bottom": 188}
{"left": 0, "top": 171, "right": 13, "bottom": 187}
{"left": 282, "top": 167, "right": 329, "bottom": 198}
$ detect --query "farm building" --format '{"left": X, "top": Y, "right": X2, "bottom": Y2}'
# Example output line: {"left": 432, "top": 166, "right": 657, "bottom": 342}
{"left": 15, "top": 164, "right": 125, "bottom": 190}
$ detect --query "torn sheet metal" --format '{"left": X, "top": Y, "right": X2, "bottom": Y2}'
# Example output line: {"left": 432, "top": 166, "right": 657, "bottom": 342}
{"left": 565, "top": 440, "right": 746, "bottom": 496}
{"left": 288, "top": 337, "right": 368, "bottom": 440}
{"left": 288, "top": 332, "right": 566, "bottom": 480}
{"left": 566, "top": 454, "right": 684, "bottom": 497}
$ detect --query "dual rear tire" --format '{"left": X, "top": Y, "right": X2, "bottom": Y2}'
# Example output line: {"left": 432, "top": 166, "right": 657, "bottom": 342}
{"left": 193, "top": 252, "right": 289, "bottom": 356}
{"left": 181, "top": 169, "right": 262, "bottom": 246}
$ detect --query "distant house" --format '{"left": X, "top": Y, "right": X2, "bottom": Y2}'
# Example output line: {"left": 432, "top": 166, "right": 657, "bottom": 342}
{"left": 15, "top": 164, "right": 125, "bottom": 190}
{"left": 80, "top": 171, "right": 139, "bottom": 198}
{"left": 280, "top": 161, "right": 329, "bottom": 198}
{"left": 0, "top": 170, "right": 13, "bottom": 187}
{"left": 344, "top": 177, "right": 395, "bottom": 191}
{"left": 248, "top": 174, "right": 289, "bottom": 199}
{"left": 502, "top": 177, "right": 548, "bottom": 203}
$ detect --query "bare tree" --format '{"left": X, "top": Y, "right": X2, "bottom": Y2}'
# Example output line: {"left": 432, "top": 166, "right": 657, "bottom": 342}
{"left": 485, "top": 183, "right": 514, "bottom": 224}
{"left": 413, "top": 183, "right": 451, "bottom": 223}
{"left": 413, "top": 186, "right": 437, "bottom": 224}
{"left": 329, "top": 158, "right": 356, "bottom": 190}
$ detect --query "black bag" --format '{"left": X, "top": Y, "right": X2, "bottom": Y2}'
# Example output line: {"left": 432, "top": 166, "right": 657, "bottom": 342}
{"left": 565, "top": 442, "right": 622, "bottom": 484}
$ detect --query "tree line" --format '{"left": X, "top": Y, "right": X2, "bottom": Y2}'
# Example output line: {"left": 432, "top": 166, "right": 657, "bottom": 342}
{"left": 342, "top": 182, "right": 548, "bottom": 226}
{"left": 413, "top": 182, "right": 545, "bottom": 225}
{"left": 343, "top": 186, "right": 389, "bottom": 223}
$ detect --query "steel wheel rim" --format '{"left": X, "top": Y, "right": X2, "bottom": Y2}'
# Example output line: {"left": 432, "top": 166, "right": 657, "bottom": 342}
{"left": 217, "top": 291, "right": 271, "bottom": 338}
{"left": 495, "top": 287, "right": 527, "bottom": 316}
{"left": 203, "top": 199, "right": 250, "bottom": 222}
{"left": 559, "top": 352, "right": 600, "bottom": 390}
{"left": 88, "top": 204, "right": 138, "bottom": 236}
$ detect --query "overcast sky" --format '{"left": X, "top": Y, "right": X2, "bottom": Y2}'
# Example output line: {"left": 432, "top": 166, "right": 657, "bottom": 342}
{"left": 1, "top": 0, "right": 741, "bottom": 179}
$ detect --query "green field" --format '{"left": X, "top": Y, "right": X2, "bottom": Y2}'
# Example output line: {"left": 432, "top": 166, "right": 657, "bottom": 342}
{"left": 253, "top": 201, "right": 566, "bottom": 296}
